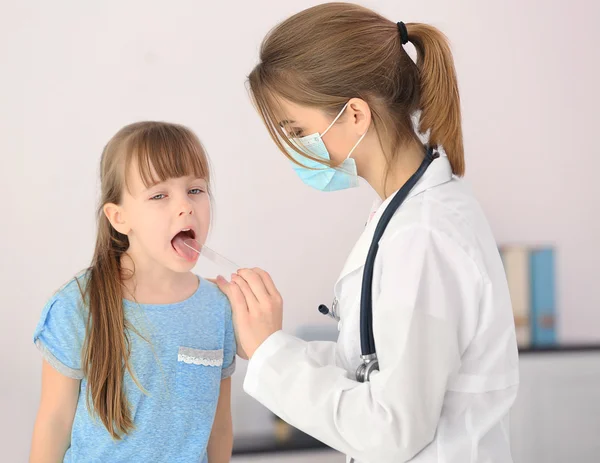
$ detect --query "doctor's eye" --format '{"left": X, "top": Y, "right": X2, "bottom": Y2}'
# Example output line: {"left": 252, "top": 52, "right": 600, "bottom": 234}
{"left": 280, "top": 123, "right": 303, "bottom": 138}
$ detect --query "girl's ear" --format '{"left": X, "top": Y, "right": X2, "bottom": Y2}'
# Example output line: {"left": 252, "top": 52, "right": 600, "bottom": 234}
{"left": 103, "top": 203, "right": 130, "bottom": 235}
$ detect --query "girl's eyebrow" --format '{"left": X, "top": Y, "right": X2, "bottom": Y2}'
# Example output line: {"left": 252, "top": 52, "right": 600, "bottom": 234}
{"left": 141, "top": 180, "right": 164, "bottom": 193}
{"left": 141, "top": 176, "right": 207, "bottom": 193}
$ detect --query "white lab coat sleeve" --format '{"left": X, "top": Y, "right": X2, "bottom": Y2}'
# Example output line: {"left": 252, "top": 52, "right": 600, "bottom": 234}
{"left": 299, "top": 340, "right": 338, "bottom": 367}
{"left": 243, "top": 226, "right": 481, "bottom": 463}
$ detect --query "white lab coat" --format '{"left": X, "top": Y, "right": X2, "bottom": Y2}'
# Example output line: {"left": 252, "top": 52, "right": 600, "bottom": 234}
{"left": 243, "top": 155, "right": 519, "bottom": 463}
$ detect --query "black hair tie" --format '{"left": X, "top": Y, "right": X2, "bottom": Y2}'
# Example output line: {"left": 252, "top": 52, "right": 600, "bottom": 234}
{"left": 397, "top": 21, "right": 409, "bottom": 45}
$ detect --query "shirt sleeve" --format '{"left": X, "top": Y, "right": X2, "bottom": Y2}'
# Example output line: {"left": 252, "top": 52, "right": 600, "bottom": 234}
{"left": 33, "top": 282, "right": 87, "bottom": 379}
{"left": 221, "top": 301, "right": 236, "bottom": 379}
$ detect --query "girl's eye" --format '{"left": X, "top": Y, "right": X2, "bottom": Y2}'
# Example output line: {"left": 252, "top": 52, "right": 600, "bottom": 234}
{"left": 189, "top": 188, "right": 205, "bottom": 195}
{"left": 150, "top": 194, "right": 166, "bottom": 200}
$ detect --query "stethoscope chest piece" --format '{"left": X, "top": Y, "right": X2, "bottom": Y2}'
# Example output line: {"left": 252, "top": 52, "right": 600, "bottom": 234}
{"left": 356, "top": 353, "right": 379, "bottom": 383}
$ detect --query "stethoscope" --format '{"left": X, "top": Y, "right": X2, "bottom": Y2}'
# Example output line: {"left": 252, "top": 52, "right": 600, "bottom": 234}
{"left": 319, "top": 145, "right": 439, "bottom": 382}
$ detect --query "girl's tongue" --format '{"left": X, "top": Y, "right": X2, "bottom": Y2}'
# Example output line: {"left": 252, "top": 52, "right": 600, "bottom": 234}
{"left": 171, "top": 231, "right": 199, "bottom": 262}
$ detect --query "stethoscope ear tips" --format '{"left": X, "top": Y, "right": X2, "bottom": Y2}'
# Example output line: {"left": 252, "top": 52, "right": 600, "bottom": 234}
{"left": 318, "top": 304, "right": 330, "bottom": 315}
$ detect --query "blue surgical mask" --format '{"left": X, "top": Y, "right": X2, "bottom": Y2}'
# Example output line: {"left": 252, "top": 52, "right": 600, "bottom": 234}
{"left": 285, "top": 102, "right": 367, "bottom": 192}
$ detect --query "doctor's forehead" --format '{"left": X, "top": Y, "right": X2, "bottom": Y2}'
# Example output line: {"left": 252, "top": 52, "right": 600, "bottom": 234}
{"left": 275, "top": 99, "right": 326, "bottom": 128}
{"left": 274, "top": 99, "right": 303, "bottom": 126}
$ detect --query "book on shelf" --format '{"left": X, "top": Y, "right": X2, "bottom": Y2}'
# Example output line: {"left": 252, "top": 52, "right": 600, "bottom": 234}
{"left": 500, "top": 245, "right": 557, "bottom": 349}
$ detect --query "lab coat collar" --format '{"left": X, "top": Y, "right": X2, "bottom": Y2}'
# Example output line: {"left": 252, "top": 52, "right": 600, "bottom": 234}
{"left": 335, "top": 154, "right": 453, "bottom": 286}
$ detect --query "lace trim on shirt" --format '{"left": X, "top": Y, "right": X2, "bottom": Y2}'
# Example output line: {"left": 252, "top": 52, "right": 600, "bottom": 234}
{"left": 177, "top": 347, "right": 224, "bottom": 367}
{"left": 177, "top": 353, "right": 223, "bottom": 367}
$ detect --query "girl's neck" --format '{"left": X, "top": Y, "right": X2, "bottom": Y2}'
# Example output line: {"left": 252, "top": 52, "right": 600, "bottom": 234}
{"left": 120, "top": 253, "right": 198, "bottom": 305}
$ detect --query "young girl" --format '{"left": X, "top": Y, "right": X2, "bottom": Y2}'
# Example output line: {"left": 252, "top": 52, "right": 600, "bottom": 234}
{"left": 217, "top": 3, "right": 518, "bottom": 463}
{"left": 30, "top": 121, "right": 236, "bottom": 463}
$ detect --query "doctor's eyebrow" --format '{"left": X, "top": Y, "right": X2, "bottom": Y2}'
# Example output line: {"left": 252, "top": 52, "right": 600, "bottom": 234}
{"left": 279, "top": 120, "right": 304, "bottom": 137}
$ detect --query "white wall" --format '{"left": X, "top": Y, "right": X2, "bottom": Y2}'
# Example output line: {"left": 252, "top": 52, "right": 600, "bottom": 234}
{"left": 1, "top": 0, "right": 598, "bottom": 459}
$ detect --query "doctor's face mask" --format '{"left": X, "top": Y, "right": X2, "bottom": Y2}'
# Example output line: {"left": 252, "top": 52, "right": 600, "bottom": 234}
{"left": 283, "top": 102, "right": 367, "bottom": 192}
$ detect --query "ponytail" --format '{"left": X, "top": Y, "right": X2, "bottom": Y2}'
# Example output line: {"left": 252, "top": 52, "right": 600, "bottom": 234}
{"left": 81, "top": 214, "right": 135, "bottom": 439}
{"left": 407, "top": 23, "right": 465, "bottom": 176}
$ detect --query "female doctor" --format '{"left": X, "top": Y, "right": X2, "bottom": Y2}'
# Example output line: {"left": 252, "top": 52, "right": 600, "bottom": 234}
{"left": 216, "top": 3, "right": 519, "bottom": 462}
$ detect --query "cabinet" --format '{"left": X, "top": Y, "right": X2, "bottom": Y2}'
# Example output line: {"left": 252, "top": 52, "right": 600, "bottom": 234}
{"left": 232, "top": 349, "right": 600, "bottom": 463}
{"left": 510, "top": 351, "right": 600, "bottom": 462}
{"left": 232, "top": 450, "right": 345, "bottom": 463}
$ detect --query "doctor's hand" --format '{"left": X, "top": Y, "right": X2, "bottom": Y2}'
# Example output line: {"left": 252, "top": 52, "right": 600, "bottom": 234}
{"left": 215, "top": 268, "right": 283, "bottom": 360}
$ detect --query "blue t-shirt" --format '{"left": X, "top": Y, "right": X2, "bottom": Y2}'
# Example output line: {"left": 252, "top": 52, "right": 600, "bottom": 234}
{"left": 33, "top": 274, "right": 236, "bottom": 463}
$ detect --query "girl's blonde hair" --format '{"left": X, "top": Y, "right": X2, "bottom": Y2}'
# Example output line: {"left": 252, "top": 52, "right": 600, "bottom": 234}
{"left": 81, "top": 121, "right": 210, "bottom": 438}
{"left": 248, "top": 2, "right": 464, "bottom": 187}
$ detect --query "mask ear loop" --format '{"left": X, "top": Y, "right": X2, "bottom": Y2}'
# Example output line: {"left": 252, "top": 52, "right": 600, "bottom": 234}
{"left": 320, "top": 102, "right": 350, "bottom": 138}
{"left": 335, "top": 129, "right": 368, "bottom": 175}
{"left": 346, "top": 130, "right": 368, "bottom": 159}
{"left": 321, "top": 101, "right": 368, "bottom": 161}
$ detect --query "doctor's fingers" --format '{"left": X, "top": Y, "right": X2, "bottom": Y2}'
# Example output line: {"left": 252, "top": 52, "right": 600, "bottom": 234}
{"left": 250, "top": 268, "right": 281, "bottom": 300}
{"left": 217, "top": 276, "right": 250, "bottom": 317}
{"left": 231, "top": 273, "right": 260, "bottom": 309}
{"left": 236, "top": 269, "right": 272, "bottom": 307}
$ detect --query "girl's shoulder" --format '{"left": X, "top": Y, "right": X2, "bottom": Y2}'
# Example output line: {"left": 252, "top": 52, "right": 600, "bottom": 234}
{"left": 194, "top": 275, "right": 222, "bottom": 297}
{"left": 58, "top": 270, "right": 89, "bottom": 295}
{"left": 35, "top": 270, "right": 90, "bottom": 343}
{"left": 33, "top": 271, "right": 90, "bottom": 379}
{"left": 46, "top": 270, "right": 90, "bottom": 310}
{"left": 195, "top": 275, "right": 232, "bottom": 315}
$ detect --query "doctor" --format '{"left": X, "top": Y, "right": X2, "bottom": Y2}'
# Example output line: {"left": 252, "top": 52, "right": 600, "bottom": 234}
{"left": 216, "top": 3, "right": 519, "bottom": 463}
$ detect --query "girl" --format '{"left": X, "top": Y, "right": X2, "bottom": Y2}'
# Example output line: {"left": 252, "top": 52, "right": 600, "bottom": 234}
{"left": 30, "top": 121, "right": 236, "bottom": 463}
{"left": 217, "top": 3, "right": 518, "bottom": 463}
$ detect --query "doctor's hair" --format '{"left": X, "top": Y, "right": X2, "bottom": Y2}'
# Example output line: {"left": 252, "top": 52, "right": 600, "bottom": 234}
{"left": 79, "top": 121, "right": 210, "bottom": 439}
{"left": 248, "top": 2, "right": 465, "bottom": 177}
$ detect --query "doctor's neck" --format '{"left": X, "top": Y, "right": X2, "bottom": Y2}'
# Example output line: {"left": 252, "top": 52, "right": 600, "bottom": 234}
{"left": 355, "top": 136, "right": 426, "bottom": 200}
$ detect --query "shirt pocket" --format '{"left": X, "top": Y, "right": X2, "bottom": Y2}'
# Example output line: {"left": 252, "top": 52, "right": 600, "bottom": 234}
{"left": 176, "top": 347, "right": 223, "bottom": 396}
